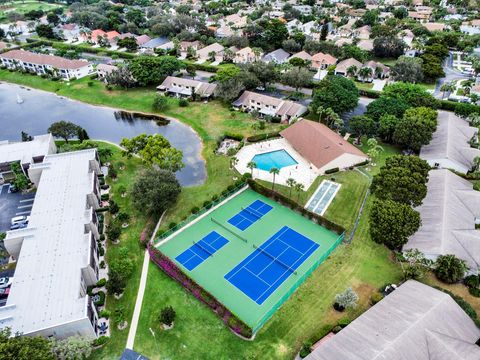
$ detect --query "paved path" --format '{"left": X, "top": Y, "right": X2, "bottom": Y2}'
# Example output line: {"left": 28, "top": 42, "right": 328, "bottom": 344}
{"left": 126, "top": 212, "right": 165, "bottom": 350}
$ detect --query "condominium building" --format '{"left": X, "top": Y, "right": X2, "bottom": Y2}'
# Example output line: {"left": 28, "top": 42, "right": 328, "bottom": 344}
{"left": 0, "top": 50, "right": 93, "bottom": 80}
{"left": 0, "top": 146, "right": 102, "bottom": 339}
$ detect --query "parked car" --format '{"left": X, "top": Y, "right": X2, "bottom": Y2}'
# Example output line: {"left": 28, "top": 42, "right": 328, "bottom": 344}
{"left": 8, "top": 184, "right": 18, "bottom": 193}
{"left": 0, "top": 277, "right": 13, "bottom": 289}
{"left": 11, "top": 216, "right": 27, "bottom": 226}
{"left": 0, "top": 287, "right": 10, "bottom": 298}
{"left": 10, "top": 222, "right": 27, "bottom": 230}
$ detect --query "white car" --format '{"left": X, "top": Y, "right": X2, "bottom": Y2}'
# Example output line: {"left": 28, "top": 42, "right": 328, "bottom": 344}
{"left": 0, "top": 277, "right": 13, "bottom": 289}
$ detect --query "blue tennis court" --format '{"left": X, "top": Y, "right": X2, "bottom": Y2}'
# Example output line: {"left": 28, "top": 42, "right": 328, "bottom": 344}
{"left": 224, "top": 226, "right": 319, "bottom": 304}
{"left": 176, "top": 231, "right": 229, "bottom": 271}
{"left": 227, "top": 200, "right": 273, "bottom": 231}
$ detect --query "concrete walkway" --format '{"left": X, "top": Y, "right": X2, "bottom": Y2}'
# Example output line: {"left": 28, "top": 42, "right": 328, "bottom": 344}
{"left": 126, "top": 212, "right": 165, "bottom": 350}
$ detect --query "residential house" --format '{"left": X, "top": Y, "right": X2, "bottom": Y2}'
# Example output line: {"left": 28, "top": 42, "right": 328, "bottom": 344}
{"left": 232, "top": 91, "right": 307, "bottom": 122}
{"left": 287, "top": 19, "right": 303, "bottom": 34}
{"left": 216, "top": 25, "right": 236, "bottom": 38}
{"left": 0, "top": 144, "right": 102, "bottom": 339}
{"left": 224, "top": 13, "right": 248, "bottom": 28}
{"left": 408, "top": 6, "right": 433, "bottom": 22}
{"left": 334, "top": 57, "right": 363, "bottom": 76}
{"left": 420, "top": 111, "right": 480, "bottom": 174}
{"left": 311, "top": 52, "right": 337, "bottom": 70}
{"left": 0, "top": 49, "right": 93, "bottom": 80}
{"left": 179, "top": 40, "right": 203, "bottom": 58}
{"left": 290, "top": 51, "right": 312, "bottom": 63}
{"left": 262, "top": 49, "right": 291, "bottom": 64}
{"left": 358, "top": 60, "right": 390, "bottom": 82}
{"left": 196, "top": 43, "right": 225, "bottom": 63}
{"left": 233, "top": 47, "right": 263, "bottom": 64}
{"left": 280, "top": 120, "right": 368, "bottom": 173}
{"left": 96, "top": 63, "right": 118, "bottom": 81}
{"left": 305, "top": 280, "right": 480, "bottom": 359}
{"left": 139, "top": 37, "right": 174, "bottom": 53}
{"left": 157, "top": 76, "right": 217, "bottom": 100}
{"left": 404, "top": 169, "right": 480, "bottom": 273}
{"left": 353, "top": 25, "right": 371, "bottom": 40}
{"left": 357, "top": 39, "right": 374, "bottom": 51}
{"left": 423, "top": 22, "right": 446, "bottom": 32}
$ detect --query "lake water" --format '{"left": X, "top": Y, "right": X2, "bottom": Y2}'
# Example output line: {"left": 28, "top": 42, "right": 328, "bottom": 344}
{"left": 0, "top": 82, "right": 206, "bottom": 186}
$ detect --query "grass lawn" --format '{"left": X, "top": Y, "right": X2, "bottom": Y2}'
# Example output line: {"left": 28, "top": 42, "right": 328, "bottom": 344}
{"left": 354, "top": 81, "right": 374, "bottom": 91}
{"left": 417, "top": 82, "right": 436, "bottom": 92}
{"left": 0, "top": 1, "right": 64, "bottom": 23}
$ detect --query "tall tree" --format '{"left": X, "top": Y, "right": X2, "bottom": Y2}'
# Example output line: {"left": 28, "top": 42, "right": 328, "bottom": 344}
{"left": 132, "top": 168, "right": 181, "bottom": 215}
{"left": 128, "top": 56, "right": 184, "bottom": 86}
{"left": 393, "top": 107, "right": 437, "bottom": 151}
{"left": 369, "top": 199, "right": 421, "bottom": 250}
{"left": 391, "top": 56, "right": 424, "bottom": 83}
{"left": 311, "top": 75, "right": 359, "bottom": 115}
{"left": 270, "top": 167, "right": 279, "bottom": 191}
{"left": 47, "top": 121, "right": 81, "bottom": 143}
{"left": 281, "top": 67, "right": 311, "bottom": 92}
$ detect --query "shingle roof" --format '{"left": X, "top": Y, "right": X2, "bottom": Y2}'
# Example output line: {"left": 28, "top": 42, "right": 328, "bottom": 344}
{"left": 420, "top": 111, "right": 480, "bottom": 172}
{"left": 0, "top": 49, "right": 90, "bottom": 70}
{"left": 157, "top": 76, "right": 217, "bottom": 97}
{"left": 306, "top": 280, "right": 480, "bottom": 360}
{"left": 280, "top": 120, "right": 366, "bottom": 169}
{"left": 404, "top": 169, "right": 480, "bottom": 270}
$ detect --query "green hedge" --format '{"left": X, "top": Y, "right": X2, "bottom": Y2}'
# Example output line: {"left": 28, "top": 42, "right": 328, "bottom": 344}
{"left": 246, "top": 131, "right": 281, "bottom": 143}
{"left": 358, "top": 89, "right": 381, "bottom": 99}
{"left": 325, "top": 167, "right": 339, "bottom": 174}
{"left": 247, "top": 179, "right": 346, "bottom": 235}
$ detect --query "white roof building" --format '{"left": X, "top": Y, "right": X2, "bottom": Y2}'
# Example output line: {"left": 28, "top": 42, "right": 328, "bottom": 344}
{"left": 0, "top": 134, "right": 56, "bottom": 170}
{"left": 306, "top": 280, "right": 480, "bottom": 360}
{"left": 420, "top": 111, "right": 480, "bottom": 174}
{"left": 404, "top": 169, "right": 480, "bottom": 272}
{"left": 0, "top": 147, "right": 102, "bottom": 339}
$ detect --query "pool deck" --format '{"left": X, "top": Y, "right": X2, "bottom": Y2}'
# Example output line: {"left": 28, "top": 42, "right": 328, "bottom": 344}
{"left": 235, "top": 139, "right": 319, "bottom": 189}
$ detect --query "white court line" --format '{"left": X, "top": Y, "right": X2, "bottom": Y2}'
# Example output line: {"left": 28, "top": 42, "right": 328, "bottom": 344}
{"left": 19, "top": 198, "right": 34, "bottom": 203}
{"left": 15, "top": 211, "right": 31, "bottom": 215}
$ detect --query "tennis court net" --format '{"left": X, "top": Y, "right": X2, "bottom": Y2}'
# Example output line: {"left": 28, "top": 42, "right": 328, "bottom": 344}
{"left": 252, "top": 244, "right": 298, "bottom": 275}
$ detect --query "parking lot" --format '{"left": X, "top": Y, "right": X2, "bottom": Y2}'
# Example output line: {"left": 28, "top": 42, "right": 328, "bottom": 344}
{"left": 0, "top": 184, "right": 35, "bottom": 233}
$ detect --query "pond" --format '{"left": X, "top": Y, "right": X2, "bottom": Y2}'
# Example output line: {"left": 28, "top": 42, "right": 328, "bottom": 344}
{"left": 0, "top": 82, "right": 206, "bottom": 186}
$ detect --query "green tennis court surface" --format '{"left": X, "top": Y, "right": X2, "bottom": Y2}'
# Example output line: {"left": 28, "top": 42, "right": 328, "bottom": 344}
{"left": 157, "top": 188, "right": 342, "bottom": 332}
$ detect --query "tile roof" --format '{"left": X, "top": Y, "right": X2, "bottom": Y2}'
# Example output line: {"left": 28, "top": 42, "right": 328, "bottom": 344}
{"left": 280, "top": 120, "right": 366, "bottom": 169}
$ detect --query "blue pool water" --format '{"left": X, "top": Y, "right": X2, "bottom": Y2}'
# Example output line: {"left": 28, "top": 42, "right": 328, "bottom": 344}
{"left": 252, "top": 150, "right": 298, "bottom": 171}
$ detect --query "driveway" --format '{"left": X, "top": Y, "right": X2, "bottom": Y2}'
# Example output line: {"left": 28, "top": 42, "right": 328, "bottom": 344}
{"left": 0, "top": 184, "right": 35, "bottom": 233}
{"left": 433, "top": 53, "right": 473, "bottom": 99}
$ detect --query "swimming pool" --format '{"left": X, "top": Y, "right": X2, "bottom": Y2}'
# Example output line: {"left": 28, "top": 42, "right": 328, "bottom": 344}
{"left": 305, "top": 180, "right": 341, "bottom": 215}
{"left": 252, "top": 149, "right": 298, "bottom": 171}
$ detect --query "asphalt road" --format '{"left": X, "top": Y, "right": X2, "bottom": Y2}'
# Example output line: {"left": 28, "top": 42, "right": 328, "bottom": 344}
{"left": 433, "top": 53, "right": 473, "bottom": 99}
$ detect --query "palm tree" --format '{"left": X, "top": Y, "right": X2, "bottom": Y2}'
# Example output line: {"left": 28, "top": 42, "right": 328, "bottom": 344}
{"left": 286, "top": 178, "right": 296, "bottom": 198}
{"left": 462, "top": 80, "right": 474, "bottom": 95}
{"left": 295, "top": 183, "right": 305, "bottom": 203}
{"left": 366, "top": 138, "right": 384, "bottom": 165}
{"left": 470, "top": 93, "right": 479, "bottom": 105}
{"left": 269, "top": 167, "right": 280, "bottom": 191}
{"left": 247, "top": 161, "right": 257, "bottom": 177}
{"left": 346, "top": 65, "right": 357, "bottom": 78}
{"left": 230, "top": 156, "right": 238, "bottom": 170}
{"left": 358, "top": 67, "right": 373, "bottom": 83}
{"left": 316, "top": 106, "right": 343, "bottom": 130}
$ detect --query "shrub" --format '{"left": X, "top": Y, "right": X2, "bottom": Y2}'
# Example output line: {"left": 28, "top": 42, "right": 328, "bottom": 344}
{"left": 106, "top": 222, "right": 121, "bottom": 241}
{"left": 370, "top": 292, "right": 384, "bottom": 305}
{"left": 211, "top": 194, "right": 219, "bottom": 202}
{"left": 109, "top": 201, "right": 119, "bottom": 215}
{"left": 334, "top": 288, "right": 358, "bottom": 311}
{"left": 101, "top": 194, "right": 109, "bottom": 201}
{"left": 117, "top": 212, "right": 130, "bottom": 223}
{"left": 190, "top": 206, "right": 200, "bottom": 214}
{"left": 93, "top": 291, "right": 105, "bottom": 307}
{"left": 337, "top": 318, "right": 351, "bottom": 328}
{"left": 99, "top": 310, "right": 111, "bottom": 319}
{"left": 469, "top": 287, "right": 480, "bottom": 297}
{"left": 153, "top": 95, "right": 170, "bottom": 111}
{"left": 325, "top": 167, "right": 339, "bottom": 174}
{"left": 332, "top": 325, "right": 342, "bottom": 333}
{"left": 168, "top": 222, "right": 177, "bottom": 229}
{"left": 100, "top": 260, "right": 106, "bottom": 268}
{"left": 96, "top": 278, "right": 107, "bottom": 287}
{"left": 159, "top": 306, "right": 176, "bottom": 326}
{"left": 464, "top": 275, "right": 479, "bottom": 289}
{"left": 434, "top": 254, "right": 468, "bottom": 283}
{"left": 92, "top": 336, "right": 109, "bottom": 347}
{"left": 178, "top": 98, "right": 189, "bottom": 107}
{"left": 98, "top": 245, "right": 105, "bottom": 257}
{"left": 299, "top": 341, "right": 313, "bottom": 358}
